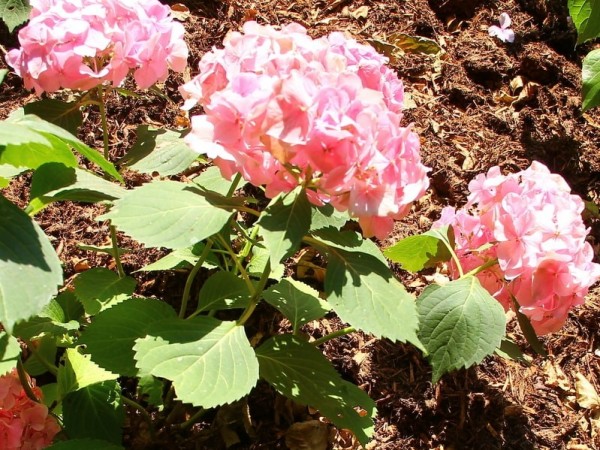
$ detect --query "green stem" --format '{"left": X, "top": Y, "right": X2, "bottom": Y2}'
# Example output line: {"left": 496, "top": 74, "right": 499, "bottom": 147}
{"left": 216, "top": 234, "right": 254, "bottom": 292}
{"left": 25, "top": 341, "right": 58, "bottom": 376}
{"left": 462, "top": 258, "right": 498, "bottom": 279}
{"left": 110, "top": 225, "right": 126, "bottom": 278}
{"left": 443, "top": 240, "right": 464, "bottom": 278}
{"left": 96, "top": 86, "right": 110, "bottom": 160}
{"left": 16, "top": 359, "right": 41, "bottom": 403}
{"left": 178, "top": 407, "right": 207, "bottom": 430}
{"left": 226, "top": 173, "right": 242, "bottom": 197}
{"left": 121, "top": 395, "right": 156, "bottom": 439}
{"left": 311, "top": 326, "right": 356, "bottom": 347}
{"left": 180, "top": 239, "right": 214, "bottom": 318}
{"left": 236, "top": 262, "right": 271, "bottom": 326}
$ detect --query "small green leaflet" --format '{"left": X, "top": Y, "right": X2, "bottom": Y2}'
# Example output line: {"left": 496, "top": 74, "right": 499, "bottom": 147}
{"left": 256, "top": 335, "right": 376, "bottom": 446}
{"left": 57, "top": 348, "right": 118, "bottom": 399}
{"left": 417, "top": 276, "right": 506, "bottom": 383}
{"left": 568, "top": 0, "right": 600, "bottom": 44}
{"left": 582, "top": 48, "right": 600, "bottom": 111}
{"left": 262, "top": 278, "right": 331, "bottom": 332}
{"left": 100, "top": 180, "right": 233, "bottom": 249}
{"left": 134, "top": 317, "right": 259, "bottom": 408}
{"left": 0, "top": 0, "right": 30, "bottom": 32}
{"left": 73, "top": 268, "right": 136, "bottom": 315}
{"left": 384, "top": 226, "right": 454, "bottom": 272}
{"left": 0, "top": 332, "right": 20, "bottom": 375}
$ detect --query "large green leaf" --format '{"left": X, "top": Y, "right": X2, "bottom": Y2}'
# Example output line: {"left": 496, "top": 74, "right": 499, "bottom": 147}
{"left": 196, "top": 271, "right": 252, "bottom": 312}
{"left": 384, "top": 226, "right": 454, "bottom": 272}
{"left": 100, "top": 180, "right": 233, "bottom": 249}
{"left": 310, "top": 204, "right": 349, "bottom": 231}
{"left": 27, "top": 162, "right": 126, "bottom": 215}
{"left": 262, "top": 278, "right": 330, "bottom": 332}
{"left": 256, "top": 335, "right": 376, "bottom": 446}
{"left": 119, "top": 126, "right": 198, "bottom": 176}
{"left": 0, "top": 331, "right": 20, "bottom": 375}
{"left": 57, "top": 348, "right": 118, "bottom": 399}
{"left": 62, "top": 381, "right": 124, "bottom": 444}
{"left": 79, "top": 298, "right": 177, "bottom": 376}
{"left": 0, "top": 0, "right": 30, "bottom": 32}
{"left": 582, "top": 48, "right": 600, "bottom": 111}
{"left": 0, "top": 196, "right": 63, "bottom": 332}
{"left": 417, "top": 276, "right": 506, "bottom": 383}
{"left": 24, "top": 99, "right": 83, "bottom": 135}
{"left": 134, "top": 317, "right": 259, "bottom": 408}
{"left": 568, "top": 0, "right": 600, "bottom": 44}
{"left": 47, "top": 439, "right": 125, "bottom": 450}
{"left": 73, "top": 268, "right": 136, "bottom": 315}
{"left": 325, "top": 247, "right": 421, "bottom": 348}
{"left": 257, "top": 187, "right": 311, "bottom": 268}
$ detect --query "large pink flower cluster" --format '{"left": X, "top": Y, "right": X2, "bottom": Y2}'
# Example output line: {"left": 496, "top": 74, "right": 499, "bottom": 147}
{"left": 434, "top": 161, "right": 600, "bottom": 334}
{"left": 6, "top": 0, "right": 188, "bottom": 94}
{"left": 180, "top": 21, "right": 429, "bottom": 239}
{"left": 0, "top": 369, "right": 60, "bottom": 449}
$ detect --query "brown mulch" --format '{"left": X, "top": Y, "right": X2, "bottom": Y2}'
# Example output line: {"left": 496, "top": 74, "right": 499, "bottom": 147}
{"left": 2, "top": 0, "right": 600, "bottom": 448}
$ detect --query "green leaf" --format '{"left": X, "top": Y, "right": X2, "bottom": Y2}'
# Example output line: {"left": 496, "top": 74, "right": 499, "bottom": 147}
{"left": 325, "top": 247, "right": 421, "bottom": 348}
{"left": 23, "top": 335, "right": 57, "bottom": 376}
{"left": 495, "top": 338, "right": 532, "bottom": 365}
{"left": 73, "top": 268, "right": 136, "bottom": 315}
{"left": 46, "top": 439, "right": 125, "bottom": 450}
{"left": 27, "top": 162, "right": 126, "bottom": 215}
{"left": 257, "top": 187, "right": 311, "bottom": 268}
{"left": 58, "top": 348, "right": 118, "bottom": 398}
{"left": 196, "top": 271, "right": 252, "bottom": 312}
{"left": 582, "top": 48, "right": 600, "bottom": 111}
{"left": 417, "top": 276, "right": 506, "bottom": 383}
{"left": 262, "top": 278, "right": 330, "bottom": 332}
{"left": 511, "top": 296, "right": 548, "bottom": 357}
{"left": 310, "top": 204, "right": 349, "bottom": 231}
{"left": 137, "top": 375, "right": 164, "bottom": 409}
{"left": 134, "top": 317, "right": 259, "bottom": 408}
{"left": 0, "top": 0, "right": 30, "bottom": 32}
{"left": 79, "top": 298, "right": 177, "bottom": 377}
{"left": 0, "top": 163, "right": 27, "bottom": 188}
{"left": 0, "top": 69, "right": 8, "bottom": 85}
{"left": 311, "top": 228, "right": 387, "bottom": 264}
{"left": 119, "top": 126, "right": 198, "bottom": 176}
{"left": 0, "top": 195, "right": 63, "bottom": 332}
{"left": 193, "top": 165, "right": 244, "bottom": 196}
{"left": 24, "top": 99, "right": 83, "bottom": 135}
{"left": 568, "top": 0, "right": 600, "bottom": 44}
{"left": 136, "top": 243, "right": 219, "bottom": 272}
{"left": 384, "top": 226, "right": 454, "bottom": 272}
{"left": 100, "top": 180, "right": 233, "bottom": 249}
{"left": 256, "top": 335, "right": 376, "bottom": 446}
{"left": 62, "top": 381, "right": 124, "bottom": 444}
{"left": 8, "top": 113, "right": 123, "bottom": 182}
{"left": 0, "top": 331, "right": 20, "bottom": 375}
{"left": 246, "top": 244, "right": 285, "bottom": 280}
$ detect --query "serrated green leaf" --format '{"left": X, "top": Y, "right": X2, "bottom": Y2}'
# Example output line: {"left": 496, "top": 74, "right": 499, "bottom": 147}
{"left": 418, "top": 276, "right": 506, "bottom": 383}
{"left": 262, "top": 278, "right": 330, "bottom": 332}
{"left": 384, "top": 226, "right": 453, "bottom": 272}
{"left": 136, "top": 242, "right": 219, "bottom": 272}
{"left": 0, "top": 331, "right": 20, "bottom": 375}
{"left": 73, "top": 268, "right": 136, "bottom": 315}
{"left": 0, "top": 195, "right": 63, "bottom": 332}
{"left": 46, "top": 438, "right": 125, "bottom": 450}
{"left": 246, "top": 244, "right": 285, "bottom": 280}
{"left": 24, "top": 99, "right": 83, "bottom": 135}
{"left": 27, "top": 162, "right": 126, "bottom": 215}
{"left": 582, "top": 48, "right": 600, "bottom": 111}
{"left": 310, "top": 204, "right": 349, "bottom": 231}
{"left": 568, "top": 0, "right": 600, "bottom": 44}
{"left": 325, "top": 247, "right": 421, "bottom": 348}
{"left": 58, "top": 348, "right": 118, "bottom": 400}
{"left": 137, "top": 375, "right": 164, "bottom": 409}
{"left": 79, "top": 298, "right": 177, "bottom": 377}
{"left": 119, "top": 126, "right": 198, "bottom": 176}
{"left": 196, "top": 271, "right": 252, "bottom": 312}
{"left": 23, "top": 335, "right": 56, "bottom": 376}
{"left": 256, "top": 335, "right": 376, "bottom": 446}
{"left": 311, "top": 228, "right": 387, "bottom": 264}
{"left": 134, "top": 317, "right": 259, "bottom": 408}
{"left": 0, "top": 0, "right": 30, "bottom": 32}
{"left": 257, "top": 187, "right": 311, "bottom": 268}
{"left": 193, "top": 165, "right": 245, "bottom": 196}
{"left": 62, "top": 381, "right": 124, "bottom": 444}
{"left": 100, "top": 180, "right": 233, "bottom": 249}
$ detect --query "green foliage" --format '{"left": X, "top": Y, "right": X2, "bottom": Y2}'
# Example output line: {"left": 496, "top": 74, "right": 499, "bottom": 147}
{"left": 73, "top": 268, "right": 136, "bottom": 315}
{"left": 0, "top": 195, "right": 63, "bottom": 332}
{"left": 256, "top": 335, "right": 376, "bottom": 446}
{"left": 384, "top": 226, "right": 454, "bottom": 272}
{"left": 57, "top": 348, "right": 118, "bottom": 398}
{"left": 0, "top": 0, "right": 30, "bottom": 32}
{"left": 196, "top": 271, "right": 252, "bottom": 312}
{"left": 417, "top": 277, "right": 506, "bottom": 383}
{"left": 100, "top": 180, "right": 233, "bottom": 249}
{"left": 136, "top": 242, "right": 219, "bottom": 272}
{"left": 582, "top": 49, "right": 600, "bottom": 111}
{"left": 568, "top": 0, "right": 600, "bottom": 43}
{"left": 119, "top": 126, "right": 198, "bottom": 176}
{"left": 0, "top": 332, "right": 21, "bottom": 375}
{"left": 23, "top": 99, "right": 83, "bottom": 135}
{"left": 134, "top": 317, "right": 259, "bottom": 408}
{"left": 23, "top": 335, "right": 57, "bottom": 376}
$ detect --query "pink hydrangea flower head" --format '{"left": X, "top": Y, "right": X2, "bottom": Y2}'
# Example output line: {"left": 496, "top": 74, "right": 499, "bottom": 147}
{"left": 5, "top": 0, "right": 188, "bottom": 94}
{"left": 180, "top": 21, "right": 430, "bottom": 239}
{"left": 0, "top": 369, "right": 60, "bottom": 449}
{"left": 433, "top": 161, "right": 600, "bottom": 334}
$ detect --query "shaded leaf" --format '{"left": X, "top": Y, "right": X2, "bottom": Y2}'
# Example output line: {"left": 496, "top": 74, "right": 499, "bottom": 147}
{"left": 196, "top": 271, "right": 252, "bottom": 312}
{"left": 0, "top": 331, "right": 20, "bottom": 375}
{"left": 0, "top": 0, "right": 30, "bottom": 32}
{"left": 24, "top": 99, "right": 83, "bottom": 135}
{"left": 58, "top": 348, "right": 118, "bottom": 398}
{"left": 583, "top": 48, "right": 600, "bottom": 111}
{"left": 73, "top": 268, "right": 136, "bottom": 315}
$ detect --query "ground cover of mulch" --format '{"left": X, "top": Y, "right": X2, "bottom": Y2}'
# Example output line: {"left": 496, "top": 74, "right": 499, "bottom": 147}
{"left": 1, "top": 0, "right": 600, "bottom": 448}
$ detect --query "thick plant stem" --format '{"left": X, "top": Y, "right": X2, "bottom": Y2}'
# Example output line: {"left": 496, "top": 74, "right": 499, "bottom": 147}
{"left": 121, "top": 395, "right": 156, "bottom": 439}
{"left": 311, "top": 326, "right": 356, "bottom": 347}
{"left": 180, "top": 239, "right": 214, "bottom": 318}
{"left": 110, "top": 225, "right": 126, "bottom": 278}
{"left": 236, "top": 262, "right": 271, "bottom": 326}
{"left": 16, "top": 359, "right": 41, "bottom": 403}
{"left": 463, "top": 258, "right": 498, "bottom": 279}
{"left": 179, "top": 407, "right": 207, "bottom": 430}
{"left": 226, "top": 173, "right": 242, "bottom": 197}
{"left": 444, "top": 241, "right": 464, "bottom": 278}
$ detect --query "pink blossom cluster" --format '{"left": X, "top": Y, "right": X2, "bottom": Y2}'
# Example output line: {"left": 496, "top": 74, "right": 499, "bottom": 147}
{"left": 434, "top": 161, "right": 600, "bottom": 334}
{"left": 180, "top": 21, "right": 429, "bottom": 239}
{"left": 0, "top": 369, "right": 60, "bottom": 449}
{"left": 5, "top": 0, "right": 188, "bottom": 94}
